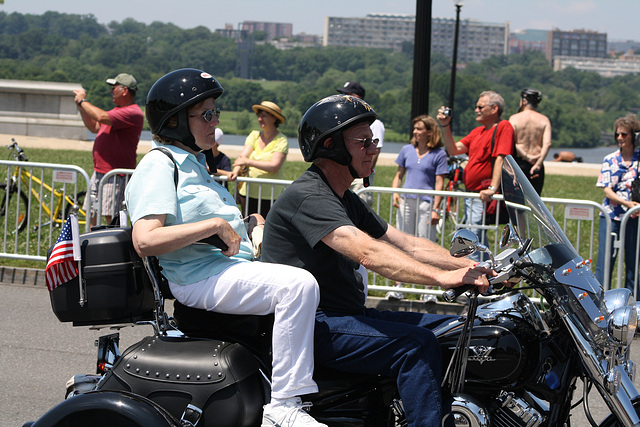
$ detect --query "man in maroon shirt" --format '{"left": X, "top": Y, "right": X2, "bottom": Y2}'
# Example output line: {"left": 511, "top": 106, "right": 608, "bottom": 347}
{"left": 74, "top": 73, "right": 144, "bottom": 226}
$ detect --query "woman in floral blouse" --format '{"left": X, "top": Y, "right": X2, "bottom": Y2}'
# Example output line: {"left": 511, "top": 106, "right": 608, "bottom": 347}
{"left": 595, "top": 113, "right": 640, "bottom": 293}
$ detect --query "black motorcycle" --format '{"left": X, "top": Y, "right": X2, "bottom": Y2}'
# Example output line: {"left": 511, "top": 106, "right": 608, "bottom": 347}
{"left": 25, "top": 155, "right": 640, "bottom": 426}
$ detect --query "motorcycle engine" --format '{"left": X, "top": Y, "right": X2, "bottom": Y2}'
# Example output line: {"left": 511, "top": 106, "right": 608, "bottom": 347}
{"left": 452, "top": 392, "right": 544, "bottom": 427}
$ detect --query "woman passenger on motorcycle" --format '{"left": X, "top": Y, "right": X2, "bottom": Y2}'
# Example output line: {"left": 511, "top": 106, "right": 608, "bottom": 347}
{"left": 125, "top": 68, "right": 326, "bottom": 427}
{"left": 595, "top": 113, "right": 640, "bottom": 294}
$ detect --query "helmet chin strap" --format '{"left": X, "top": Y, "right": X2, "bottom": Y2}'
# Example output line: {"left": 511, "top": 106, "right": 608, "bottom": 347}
{"left": 347, "top": 163, "right": 371, "bottom": 188}
{"left": 182, "top": 134, "right": 201, "bottom": 152}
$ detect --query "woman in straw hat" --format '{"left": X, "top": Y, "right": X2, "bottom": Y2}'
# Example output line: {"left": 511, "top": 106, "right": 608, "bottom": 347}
{"left": 233, "top": 101, "right": 288, "bottom": 217}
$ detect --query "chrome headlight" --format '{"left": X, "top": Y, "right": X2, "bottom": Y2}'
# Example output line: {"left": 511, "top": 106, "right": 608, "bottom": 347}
{"left": 604, "top": 288, "right": 633, "bottom": 314}
{"left": 608, "top": 306, "right": 638, "bottom": 346}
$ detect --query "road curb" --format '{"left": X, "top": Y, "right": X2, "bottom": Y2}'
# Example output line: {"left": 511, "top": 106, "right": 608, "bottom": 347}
{"left": 0, "top": 266, "right": 47, "bottom": 287}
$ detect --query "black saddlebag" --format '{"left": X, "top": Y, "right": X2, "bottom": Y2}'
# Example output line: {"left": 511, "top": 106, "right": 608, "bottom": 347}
{"left": 48, "top": 227, "right": 155, "bottom": 326}
{"left": 98, "top": 335, "right": 265, "bottom": 427}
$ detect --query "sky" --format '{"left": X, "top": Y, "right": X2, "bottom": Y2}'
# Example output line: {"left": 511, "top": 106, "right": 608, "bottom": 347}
{"left": 1, "top": 0, "right": 638, "bottom": 41}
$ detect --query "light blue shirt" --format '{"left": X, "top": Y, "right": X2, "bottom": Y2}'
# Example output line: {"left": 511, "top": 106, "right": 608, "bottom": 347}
{"left": 125, "top": 143, "right": 252, "bottom": 285}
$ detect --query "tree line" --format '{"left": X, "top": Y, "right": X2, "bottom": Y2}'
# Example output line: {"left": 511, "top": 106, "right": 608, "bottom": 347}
{"left": 1, "top": 11, "right": 639, "bottom": 146}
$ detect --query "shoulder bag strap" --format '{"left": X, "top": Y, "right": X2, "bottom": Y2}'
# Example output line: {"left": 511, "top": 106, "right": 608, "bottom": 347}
{"left": 151, "top": 147, "right": 179, "bottom": 188}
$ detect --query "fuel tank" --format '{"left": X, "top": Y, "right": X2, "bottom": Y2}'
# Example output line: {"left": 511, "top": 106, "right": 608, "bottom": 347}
{"left": 438, "top": 307, "right": 539, "bottom": 388}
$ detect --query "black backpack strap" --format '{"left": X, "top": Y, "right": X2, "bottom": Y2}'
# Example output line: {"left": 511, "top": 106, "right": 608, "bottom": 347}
{"left": 151, "top": 147, "right": 179, "bottom": 188}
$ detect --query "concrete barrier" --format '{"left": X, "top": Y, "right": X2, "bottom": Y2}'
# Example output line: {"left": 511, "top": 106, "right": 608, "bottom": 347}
{"left": 0, "top": 80, "right": 86, "bottom": 140}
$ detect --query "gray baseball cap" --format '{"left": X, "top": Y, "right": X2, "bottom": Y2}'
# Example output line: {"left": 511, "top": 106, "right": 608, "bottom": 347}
{"left": 106, "top": 73, "right": 138, "bottom": 91}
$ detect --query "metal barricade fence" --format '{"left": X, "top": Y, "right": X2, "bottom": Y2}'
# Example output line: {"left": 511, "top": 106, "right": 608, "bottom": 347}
{"left": 96, "top": 170, "right": 296, "bottom": 225}
{"left": 356, "top": 187, "right": 611, "bottom": 298}
{"left": 1, "top": 159, "right": 90, "bottom": 262}
{"left": 97, "top": 168, "right": 135, "bottom": 226}
{"left": 615, "top": 205, "right": 640, "bottom": 298}
{"left": 4, "top": 165, "right": 615, "bottom": 294}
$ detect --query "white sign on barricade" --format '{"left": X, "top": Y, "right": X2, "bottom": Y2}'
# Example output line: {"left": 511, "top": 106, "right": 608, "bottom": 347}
{"left": 53, "top": 169, "right": 77, "bottom": 184}
{"left": 565, "top": 205, "right": 594, "bottom": 221}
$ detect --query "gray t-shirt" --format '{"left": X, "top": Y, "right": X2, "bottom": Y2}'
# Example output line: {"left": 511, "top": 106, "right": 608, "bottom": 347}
{"left": 262, "top": 165, "right": 387, "bottom": 314}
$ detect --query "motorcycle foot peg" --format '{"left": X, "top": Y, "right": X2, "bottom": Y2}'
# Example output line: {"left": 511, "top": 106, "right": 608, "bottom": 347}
{"left": 182, "top": 404, "right": 203, "bottom": 426}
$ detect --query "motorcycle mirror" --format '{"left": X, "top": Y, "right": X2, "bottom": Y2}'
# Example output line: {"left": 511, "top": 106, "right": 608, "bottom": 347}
{"left": 499, "top": 223, "right": 520, "bottom": 249}
{"left": 450, "top": 229, "right": 481, "bottom": 257}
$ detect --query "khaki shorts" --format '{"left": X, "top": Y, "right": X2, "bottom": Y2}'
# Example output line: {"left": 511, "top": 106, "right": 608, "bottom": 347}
{"left": 83, "top": 172, "right": 127, "bottom": 217}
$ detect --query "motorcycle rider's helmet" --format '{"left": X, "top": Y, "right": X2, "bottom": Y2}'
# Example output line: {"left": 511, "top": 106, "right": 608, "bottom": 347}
{"left": 146, "top": 68, "right": 224, "bottom": 151}
{"left": 298, "top": 94, "right": 377, "bottom": 166}
{"left": 520, "top": 88, "right": 542, "bottom": 106}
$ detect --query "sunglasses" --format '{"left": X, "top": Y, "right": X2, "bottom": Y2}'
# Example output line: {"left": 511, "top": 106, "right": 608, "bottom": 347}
{"left": 190, "top": 108, "right": 221, "bottom": 123}
{"left": 615, "top": 132, "right": 629, "bottom": 139}
{"left": 345, "top": 136, "right": 379, "bottom": 149}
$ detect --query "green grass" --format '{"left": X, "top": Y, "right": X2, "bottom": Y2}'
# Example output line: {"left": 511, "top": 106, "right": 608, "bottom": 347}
{"left": 2, "top": 148, "right": 605, "bottom": 276}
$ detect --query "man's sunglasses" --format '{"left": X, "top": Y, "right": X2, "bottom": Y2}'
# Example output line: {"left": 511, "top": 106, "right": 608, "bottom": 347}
{"left": 345, "top": 136, "right": 379, "bottom": 149}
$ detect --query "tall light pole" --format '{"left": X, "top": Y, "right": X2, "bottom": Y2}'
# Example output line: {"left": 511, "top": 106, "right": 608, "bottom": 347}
{"left": 448, "top": 0, "right": 464, "bottom": 118}
{"left": 410, "top": 0, "right": 433, "bottom": 121}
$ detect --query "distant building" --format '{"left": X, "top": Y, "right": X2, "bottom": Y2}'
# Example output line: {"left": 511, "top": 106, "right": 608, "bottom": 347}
{"left": 324, "top": 13, "right": 508, "bottom": 63}
{"left": 546, "top": 29, "right": 607, "bottom": 64}
{"left": 553, "top": 56, "right": 640, "bottom": 77}
{"left": 509, "top": 29, "right": 547, "bottom": 54}
{"left": 215, "top": 23, "right": 248, "bottom": 40}
{"left": 431, "top": 17, "right": 509, "bottom": 63}
{"left": 241, "top": 21, "right": 293, "bottom": 41}
{"left": 608, "top": 40, "right": 640, "bottom": 54}
{"left": 324, "top": 14, "right": 415, "bottom": 51}
{"left": 268, "top": 33, "right": 322, "bottom": 50}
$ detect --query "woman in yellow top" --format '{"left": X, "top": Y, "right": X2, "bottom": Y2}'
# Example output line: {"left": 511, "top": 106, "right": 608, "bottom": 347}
{"left": 233, "top": 101, "right": 288, "bottom": 217}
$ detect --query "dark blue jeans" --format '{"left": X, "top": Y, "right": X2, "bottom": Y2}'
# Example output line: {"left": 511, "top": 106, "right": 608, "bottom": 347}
{"left": 596, "top": 215, "right": 639, "bottom": 294}
{"left": 314, "top": 308, "right": 457, "bottom": 427}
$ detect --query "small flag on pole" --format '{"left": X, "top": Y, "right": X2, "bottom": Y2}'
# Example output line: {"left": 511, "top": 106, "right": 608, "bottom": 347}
{"left": 45, "top": 215, "right": 80, "bottom": 292}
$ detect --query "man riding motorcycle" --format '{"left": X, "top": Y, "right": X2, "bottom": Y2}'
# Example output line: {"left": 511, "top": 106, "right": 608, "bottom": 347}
{"left": 261, "top": 94, "right": 493, "bottom": 427}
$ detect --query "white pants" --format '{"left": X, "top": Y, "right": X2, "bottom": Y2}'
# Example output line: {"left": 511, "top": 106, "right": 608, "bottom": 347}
{"left": 169, "top": 261, "right": 319, "bottom": 399}
{"left": 396, "top": 198, "right": 437, "bottom": 242}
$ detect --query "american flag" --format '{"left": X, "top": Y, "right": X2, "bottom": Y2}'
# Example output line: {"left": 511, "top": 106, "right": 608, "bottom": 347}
{"left": 45, "top": 215, "right": 80, "bottom": 292}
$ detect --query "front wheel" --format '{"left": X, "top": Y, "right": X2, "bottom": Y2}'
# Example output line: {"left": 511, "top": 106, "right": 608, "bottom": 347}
{"left": 599, "top": 397, "right": 640, "bottom": 426}
{"left": 0, "top": 183, "right": 29, "bottom": 233}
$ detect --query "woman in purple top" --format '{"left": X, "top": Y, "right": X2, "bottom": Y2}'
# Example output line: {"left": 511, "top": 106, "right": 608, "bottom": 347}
{"left": 392, "top": 114, "right": 448, "bottom": 242}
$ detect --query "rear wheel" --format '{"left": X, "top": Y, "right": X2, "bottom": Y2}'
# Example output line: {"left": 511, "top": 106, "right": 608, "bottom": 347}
{"left": 0, "top": 183, "right": 29, "bottom": 233}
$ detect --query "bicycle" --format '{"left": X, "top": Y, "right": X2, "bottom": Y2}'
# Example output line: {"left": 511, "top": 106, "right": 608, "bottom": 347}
{"left": 436, "top": 154, "right": 467, "bottom": 237}
{"left": 1, "top": 138, "right": 86, "bottom": 233}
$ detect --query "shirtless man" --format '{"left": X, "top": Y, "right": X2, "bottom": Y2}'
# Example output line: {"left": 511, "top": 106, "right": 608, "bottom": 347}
{"left": 509, "top": 89, "right": 552, "bottom": 194}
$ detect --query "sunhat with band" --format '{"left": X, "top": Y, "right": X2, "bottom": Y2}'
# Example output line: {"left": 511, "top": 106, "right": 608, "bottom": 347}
{"left": 251, "top": 101, "right": 286, "bottom": 124}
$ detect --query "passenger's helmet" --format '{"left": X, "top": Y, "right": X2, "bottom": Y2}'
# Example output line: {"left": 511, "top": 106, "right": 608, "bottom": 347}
{"left": 520, "top": 88, "right": 542, "bottom": 105}
{"left": 146, "top": 68, "right": 224, "bottom": 150}
{"left": 298, "top": 95, "right": 377, "bottom": 164}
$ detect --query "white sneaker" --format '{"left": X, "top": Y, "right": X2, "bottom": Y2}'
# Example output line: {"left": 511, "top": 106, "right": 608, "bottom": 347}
{"left": 385, "top": 291, "right": 405, "bottom": 300}
{"left": 262, "top": 397, "right": 327, "bottom": 427}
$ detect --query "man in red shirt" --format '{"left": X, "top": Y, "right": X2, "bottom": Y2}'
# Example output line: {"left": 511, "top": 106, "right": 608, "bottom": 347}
{"left": 437, "top": 91, "right": 514, "bottom": 258}
{"left": 74, "top": 73, "right": 144, "bottom": 226}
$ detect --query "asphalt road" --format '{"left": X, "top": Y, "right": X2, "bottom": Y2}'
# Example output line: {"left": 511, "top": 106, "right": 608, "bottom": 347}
{"left": 1, "top": 282, "right": 639, "bottom": 426}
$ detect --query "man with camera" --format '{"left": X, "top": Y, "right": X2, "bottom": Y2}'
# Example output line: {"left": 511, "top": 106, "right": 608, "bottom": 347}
{"left": 437, "top": 91, "right": 515, "bottom": 256}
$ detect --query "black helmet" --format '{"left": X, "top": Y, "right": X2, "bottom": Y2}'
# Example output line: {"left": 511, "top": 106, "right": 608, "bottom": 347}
{"left": 298, "top": 94, "right": 376, "bottom": 164}
{"left": 146, "top": 68, "right": 224, "bottom": 150}
{"left": 521, "top": 88, "right": 542, "bottom": 105}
